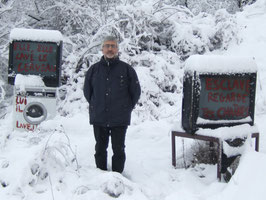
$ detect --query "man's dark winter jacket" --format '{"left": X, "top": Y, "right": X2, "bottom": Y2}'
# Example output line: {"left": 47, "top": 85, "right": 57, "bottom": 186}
{"left": 83, "top": 56, "right": 141, "bottom": 127}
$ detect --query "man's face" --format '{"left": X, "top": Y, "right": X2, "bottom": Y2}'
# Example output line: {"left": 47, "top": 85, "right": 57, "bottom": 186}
{"left": 102, "top": 40, "right": 118, "bottom": 59}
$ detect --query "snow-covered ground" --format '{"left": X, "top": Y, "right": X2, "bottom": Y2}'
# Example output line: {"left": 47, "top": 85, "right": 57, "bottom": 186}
{"left": 1, "top": 1, "right": 266, "bottom": 200}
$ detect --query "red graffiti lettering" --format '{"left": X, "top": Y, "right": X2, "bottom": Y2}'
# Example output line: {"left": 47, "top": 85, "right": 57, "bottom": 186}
{"left": 201, "top": 108, "right": 215, "bottom": 119}
{"left": 206, "top": 78, "right": 212, "bottom": 90}
{"left": 217, "top": 104, "right": 249, "bottom": 119}
{"left": 16, "top": 105, "right": 23, "bottom": 112}
{"left": 13, "top": 42, "right": 30, "bottom": 51}
{"left": 16, "top": 96, "right": 27, "bottom": 105}
{"left": 208, "top": 92, "right": 219, "bottom": 102}
{"left": 205, "top": 78, "right": 250, "bottom": 92}
{"left": 37, "top": 44, "right": 53, "bottom": 53}
{"left": 15, "top": 53, "right": 34, "bottom": 61}
{"left": 17, "top": 63, "right": 56, "bottom": 73}
{"left": 38, "top": 54, "right": 47, "bottom": 62}
{"left": 16, "top": 121, "right": 37, "bottom": 131}
{"left": 208, "top": 92, "right": 248, "bottom": 103}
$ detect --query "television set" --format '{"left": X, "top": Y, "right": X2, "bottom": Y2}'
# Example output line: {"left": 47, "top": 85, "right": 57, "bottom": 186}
{"left": 182, "top": 55, "right": 257, "bottom": 134}
{"left": 8, "top": 28, "right": 63, "bottom": 88}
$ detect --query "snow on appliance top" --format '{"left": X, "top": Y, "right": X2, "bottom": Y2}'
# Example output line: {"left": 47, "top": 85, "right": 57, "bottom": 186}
{"left": 10, "top": 28, "right": 63, "bottom": 43}
{"left": 185, "top": 55, "right": 257, "bottom": 74}
{"left": 15, "top": 74, "right": 45, "bottom": 87}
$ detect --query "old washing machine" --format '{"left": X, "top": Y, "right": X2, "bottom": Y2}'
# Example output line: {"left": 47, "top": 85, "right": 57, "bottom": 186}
{"left": 13, "top": 86, "right": 57, "bottom": 131}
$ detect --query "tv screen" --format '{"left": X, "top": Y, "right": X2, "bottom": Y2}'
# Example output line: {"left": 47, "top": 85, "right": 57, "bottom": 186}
{"left": 199, "top": 75, "right": 252, "bottom": 120}
{"left": 181, "top": 55, "right": 257, "bottom": 134}
{"left": 8, "top": 40, "right": 62, "bottom": 87}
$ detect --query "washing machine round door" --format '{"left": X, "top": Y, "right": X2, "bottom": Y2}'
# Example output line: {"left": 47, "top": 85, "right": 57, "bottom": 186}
{"left": 23, "top": 102, "right": 47, "bottom": 125}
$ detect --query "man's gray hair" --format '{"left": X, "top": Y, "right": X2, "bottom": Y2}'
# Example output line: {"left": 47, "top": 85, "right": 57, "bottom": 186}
{"left": 102, "top": 35, "right": 118, "bottom": 47}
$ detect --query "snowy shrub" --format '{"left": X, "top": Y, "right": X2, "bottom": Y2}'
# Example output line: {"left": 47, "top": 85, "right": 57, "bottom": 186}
{"left": 186, "top": 0, "right": 240, "bottom": 14}
{"left": 41, "top": 126, "right": 80, "bottom": 171}
{"left": 21, "top": 126, "right": 80, "bottom": 189}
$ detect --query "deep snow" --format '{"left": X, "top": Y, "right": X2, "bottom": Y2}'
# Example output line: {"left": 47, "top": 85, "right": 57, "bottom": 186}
{"left": 1, "top": 1, "right": 266, "bottom": 200}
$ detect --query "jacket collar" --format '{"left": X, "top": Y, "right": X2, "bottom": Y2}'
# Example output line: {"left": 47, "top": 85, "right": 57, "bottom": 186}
{"left": 100, "top": 56, "right": 119, "bottom": 67}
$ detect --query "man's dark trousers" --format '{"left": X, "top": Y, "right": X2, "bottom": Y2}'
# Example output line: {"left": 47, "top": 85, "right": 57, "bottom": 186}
{"left": 93, "top": 125, "right": 127, "bottom": 173}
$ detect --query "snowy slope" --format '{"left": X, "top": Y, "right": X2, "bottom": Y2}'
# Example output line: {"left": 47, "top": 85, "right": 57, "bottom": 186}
{"left": 1, "top": 0, "right": 266, "bottom": 200}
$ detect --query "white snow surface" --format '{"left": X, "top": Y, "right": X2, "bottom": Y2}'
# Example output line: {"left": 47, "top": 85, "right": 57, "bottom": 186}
{"left": 196, "top": 116, "right": 252, "bottom": 125}
{"left": 196, "top": 123, "right": 259, "bottom": 140}
{"left": 15, "top": 74, "right": 45, "bottom": 87}
{"left": 185, "top": 55, "right": 257, "bottom": 74}
{"left": 14, "top": 74, "right": 45, "bottom": 92}
{"left": 1, "top": 1, "right": 266, "bottom": 200}
{"left": 10, "top": 28, "right": 63, "bottom": 43}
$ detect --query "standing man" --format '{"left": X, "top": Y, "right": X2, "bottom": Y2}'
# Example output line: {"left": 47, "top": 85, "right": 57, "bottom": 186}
{"left": 83, "top": 36, "right": 141, "bottom": 173}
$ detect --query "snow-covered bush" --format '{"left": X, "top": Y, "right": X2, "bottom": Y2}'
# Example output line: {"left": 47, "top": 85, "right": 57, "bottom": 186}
{"left": 186, "top": 0, "right": 240, "bottom": 14}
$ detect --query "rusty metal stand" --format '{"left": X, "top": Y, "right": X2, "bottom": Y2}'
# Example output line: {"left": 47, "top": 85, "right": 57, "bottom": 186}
{"left": 171, "top": 131, "right": 260, "bottom": 181}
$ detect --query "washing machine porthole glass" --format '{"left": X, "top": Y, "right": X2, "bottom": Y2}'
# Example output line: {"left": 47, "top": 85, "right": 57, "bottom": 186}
{"left": 23, "top": 102, "right": 47, "bottom": 125}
